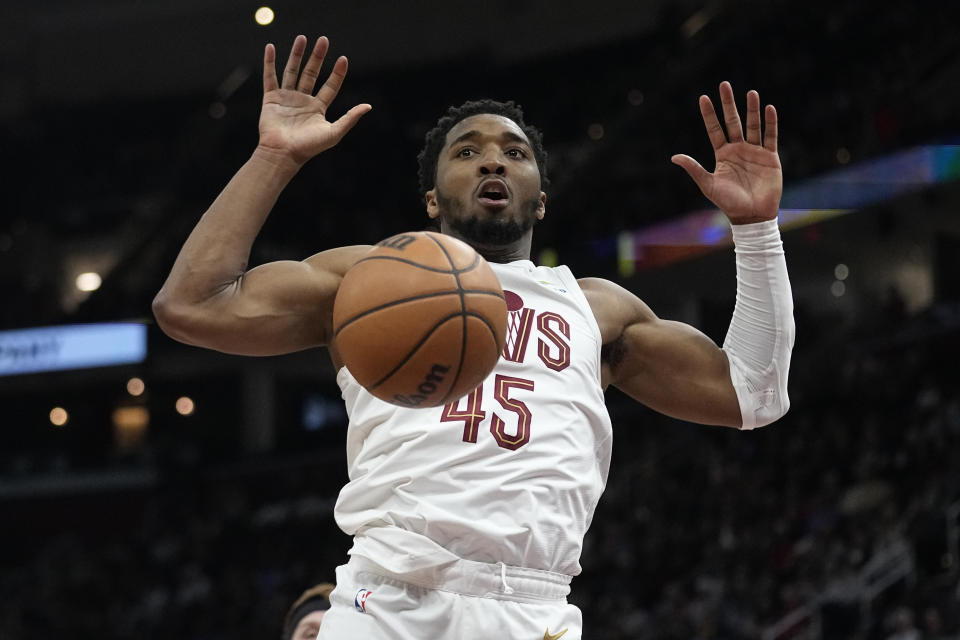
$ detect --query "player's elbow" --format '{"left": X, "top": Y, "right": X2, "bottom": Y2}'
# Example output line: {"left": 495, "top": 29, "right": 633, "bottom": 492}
{"left": 744, "top": 391, "right": 790, "bottom": 429}
{"left": 152, "top": 290, "right": 202, "bottom": 345}
{"left": 728, "top": 355, "right": 791, "bottom": 430}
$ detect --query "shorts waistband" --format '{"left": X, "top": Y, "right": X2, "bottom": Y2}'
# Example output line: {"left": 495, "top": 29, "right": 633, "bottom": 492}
{"left": 348, "top": 554, "right": 572, "bottom": 602}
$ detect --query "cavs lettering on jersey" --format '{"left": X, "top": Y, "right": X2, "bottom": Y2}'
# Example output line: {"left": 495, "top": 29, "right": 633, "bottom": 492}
{"left": 335, "top": 260, "right": 613, "bottom": 578}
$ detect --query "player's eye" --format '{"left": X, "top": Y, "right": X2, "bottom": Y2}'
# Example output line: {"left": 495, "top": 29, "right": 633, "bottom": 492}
{"left": 506, "top": 148, "right": 527, "bottom": 158}
{"left": 456, "top": 148, "right": 475, "bottom": 158}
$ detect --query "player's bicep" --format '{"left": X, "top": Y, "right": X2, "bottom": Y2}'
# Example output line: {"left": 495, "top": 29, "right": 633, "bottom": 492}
{"left": 608, "top": 318, "right": 742, "bottom": 428}
{"left": 158, "top": 245, "right": 371, "bottom": 356}
{"left": 217, "top": 259, "right": 340, "bottom": 353}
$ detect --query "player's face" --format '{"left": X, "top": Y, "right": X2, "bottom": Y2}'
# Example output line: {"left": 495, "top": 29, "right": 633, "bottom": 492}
{"left": 426, "top": 114, "right": 546, "bottom": 246}
{"left": 292, "top": 610, "right": 326, "bottom": 640}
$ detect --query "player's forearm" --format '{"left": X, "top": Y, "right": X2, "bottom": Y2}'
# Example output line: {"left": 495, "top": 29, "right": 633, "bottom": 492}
{"left": 153, "top": 148, "right": 301, "bottom": 320}
{"left": 723, "top": 218, "right": 795, "bottom": 428}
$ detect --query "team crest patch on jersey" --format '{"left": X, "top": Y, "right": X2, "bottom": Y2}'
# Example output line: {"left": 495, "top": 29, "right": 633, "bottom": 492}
{"left": 354, "top": 588, "right": 373, "bottom": 613}
{"left": 503, "top": 289, "right": 524, "bottom": 312}
{"left": 537, "top": 280, "right": 567, "bottom": 294}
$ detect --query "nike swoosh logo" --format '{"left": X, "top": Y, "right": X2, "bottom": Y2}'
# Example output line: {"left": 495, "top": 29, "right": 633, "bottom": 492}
{"left": 543, "top": 628, "right": 568, "bottom": 640}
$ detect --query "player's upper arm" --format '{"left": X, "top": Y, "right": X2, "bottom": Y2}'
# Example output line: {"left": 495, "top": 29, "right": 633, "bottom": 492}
{"left": 579, "top": 277, "right": 742, "bottom": 428}
{"left": 153, "top": 245, "right": 372, "bottom": 356}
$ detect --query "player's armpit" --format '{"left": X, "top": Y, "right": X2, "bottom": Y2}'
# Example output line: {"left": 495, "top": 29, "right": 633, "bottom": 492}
{"left": 153, "top": 244, "right": 372, "bottom": 356}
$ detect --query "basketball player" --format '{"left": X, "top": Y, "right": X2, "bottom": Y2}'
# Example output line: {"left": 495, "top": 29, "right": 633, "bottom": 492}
{"left": 282, "top": 583, "right": 335, "bottom": 640}
{"left": 153, "top": 35, "right": 794, "bottom": 639}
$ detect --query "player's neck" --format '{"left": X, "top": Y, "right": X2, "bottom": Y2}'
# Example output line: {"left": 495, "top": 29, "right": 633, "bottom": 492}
{"left": 451, "top": 232, "right": 532, "bottom": 264}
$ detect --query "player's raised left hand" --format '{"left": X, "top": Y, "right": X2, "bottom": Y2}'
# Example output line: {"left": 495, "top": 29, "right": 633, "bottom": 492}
{"left": 671, "top": 81, "right": 782, "bottom": 224}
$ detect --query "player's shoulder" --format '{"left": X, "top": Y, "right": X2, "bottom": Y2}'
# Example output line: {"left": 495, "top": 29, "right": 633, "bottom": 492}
{"left": 576, "top": 276, "right": 634, "bottom": 302}
{"left": 577, "top": 277, "right": 656, "bottom": 336}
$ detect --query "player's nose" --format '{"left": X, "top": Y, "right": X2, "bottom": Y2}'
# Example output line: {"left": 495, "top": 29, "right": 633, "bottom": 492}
{"left": 478, "top": 154, "right": 506, "bottom": 175}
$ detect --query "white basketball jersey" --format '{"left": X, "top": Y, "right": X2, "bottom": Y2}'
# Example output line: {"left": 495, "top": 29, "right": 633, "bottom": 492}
{"left": 334, "top": 260, "right": 613, "bottom": 577}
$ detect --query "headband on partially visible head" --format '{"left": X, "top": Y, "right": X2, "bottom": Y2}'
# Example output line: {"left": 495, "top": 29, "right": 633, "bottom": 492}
{"left": 281, "top": 583, "right": 335, "bottom": 640}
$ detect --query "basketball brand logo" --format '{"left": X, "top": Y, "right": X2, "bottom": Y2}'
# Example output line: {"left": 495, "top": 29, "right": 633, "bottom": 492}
{"left": 377, "top": 234, "right": 416, "bottom": 250}
{"left": 393, "top": 364, "right": 450, "bottom": 406}
{"left": 354, "top": 588, "right": 373, "bottom": 613}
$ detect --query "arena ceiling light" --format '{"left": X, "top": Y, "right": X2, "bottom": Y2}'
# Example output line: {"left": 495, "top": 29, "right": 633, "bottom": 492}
{"left": 75, "top": 271, "right": 102, "bottom": 292}
{"left": 49, "top": 407, "right": 68, "bottom": 427}
{"left": 254, "top": 6, "right": 275, "bottom": 25}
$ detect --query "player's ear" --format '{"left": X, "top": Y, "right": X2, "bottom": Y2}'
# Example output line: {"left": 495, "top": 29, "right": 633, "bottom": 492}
{"left": 425, "top": 189, "right": 439, "bottom": 219}
{"left": 537, "top": 191, "right": 547, "bottom": 220}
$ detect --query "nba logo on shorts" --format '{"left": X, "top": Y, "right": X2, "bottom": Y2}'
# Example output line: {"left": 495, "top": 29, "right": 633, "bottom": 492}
{"left": 354, "top": 588, "right": 373, "bottom": 613}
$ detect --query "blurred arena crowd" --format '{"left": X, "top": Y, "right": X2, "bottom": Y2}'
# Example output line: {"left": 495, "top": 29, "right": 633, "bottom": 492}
{"left": 2, "top": 299, "right": 959, "bottom": 639}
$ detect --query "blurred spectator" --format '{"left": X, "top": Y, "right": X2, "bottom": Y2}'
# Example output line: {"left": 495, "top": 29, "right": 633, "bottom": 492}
{"left": 282, "top": 583, "right": 335, "bottom": 640}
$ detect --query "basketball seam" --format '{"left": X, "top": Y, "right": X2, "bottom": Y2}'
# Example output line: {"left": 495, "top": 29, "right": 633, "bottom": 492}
{"left": 426, "top": 234, "right": 470, "bottom": 406}
{"left": 351, "top": 253, "right": 482, "bottom": 275}
{"left": 367, "top": 311, "right": 500, "bottom": 398}
{"left": 435, "top": 312, "right": 502, "bottom": 405}
{"left": 462, "top": 311, "right": 502, "bottom": 347}
{"left": 368, "top": 312, "right": 463, "bottom": 390}
{"left": 450, "top": 309, "right": 505, "bottom": 404}
{"left": 333, "top": 289, "right": 504, "bottom": 336}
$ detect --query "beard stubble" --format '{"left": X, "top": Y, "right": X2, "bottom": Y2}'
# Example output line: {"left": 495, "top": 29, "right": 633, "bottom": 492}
{"left": 436, "top": 190, "right": 541, "bottom": 245}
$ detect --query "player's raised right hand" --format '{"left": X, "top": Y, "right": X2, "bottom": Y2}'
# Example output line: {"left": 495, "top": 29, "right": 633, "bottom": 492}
{"left": 257, "top": 35, "right": 371, "bottom": 167}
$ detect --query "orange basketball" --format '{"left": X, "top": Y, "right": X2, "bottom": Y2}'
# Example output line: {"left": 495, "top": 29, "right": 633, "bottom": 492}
{"left": 332, "top": 231, "right": 507, "bottom": 408}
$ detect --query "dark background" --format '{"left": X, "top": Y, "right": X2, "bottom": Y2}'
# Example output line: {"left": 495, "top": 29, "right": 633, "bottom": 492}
{"left": 2, "top": 1, "right": 959, "bottom": 638}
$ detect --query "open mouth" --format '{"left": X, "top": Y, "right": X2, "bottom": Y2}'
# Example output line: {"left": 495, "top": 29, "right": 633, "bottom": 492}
{"left": 477, "top": 180, "right": 510, "bottom": 208}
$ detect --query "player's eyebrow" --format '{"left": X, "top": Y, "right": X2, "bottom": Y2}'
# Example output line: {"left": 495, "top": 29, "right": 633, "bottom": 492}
{"left": 449, "top": 130, "right": 530, "bottom": 147}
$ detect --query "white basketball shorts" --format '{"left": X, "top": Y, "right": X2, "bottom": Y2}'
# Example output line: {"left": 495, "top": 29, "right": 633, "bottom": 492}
{"left": 315, "top": 555, "right": 583, "bottom": 639}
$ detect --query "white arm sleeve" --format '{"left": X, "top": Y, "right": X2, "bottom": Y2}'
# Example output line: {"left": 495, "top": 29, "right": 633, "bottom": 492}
{"left": 723, "top": 218, "right": 795, "bottom": 429}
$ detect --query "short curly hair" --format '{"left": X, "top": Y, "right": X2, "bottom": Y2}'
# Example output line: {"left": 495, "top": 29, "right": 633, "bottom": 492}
{"left": 417, "top": 99, "right": 549, "bottom": 196}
